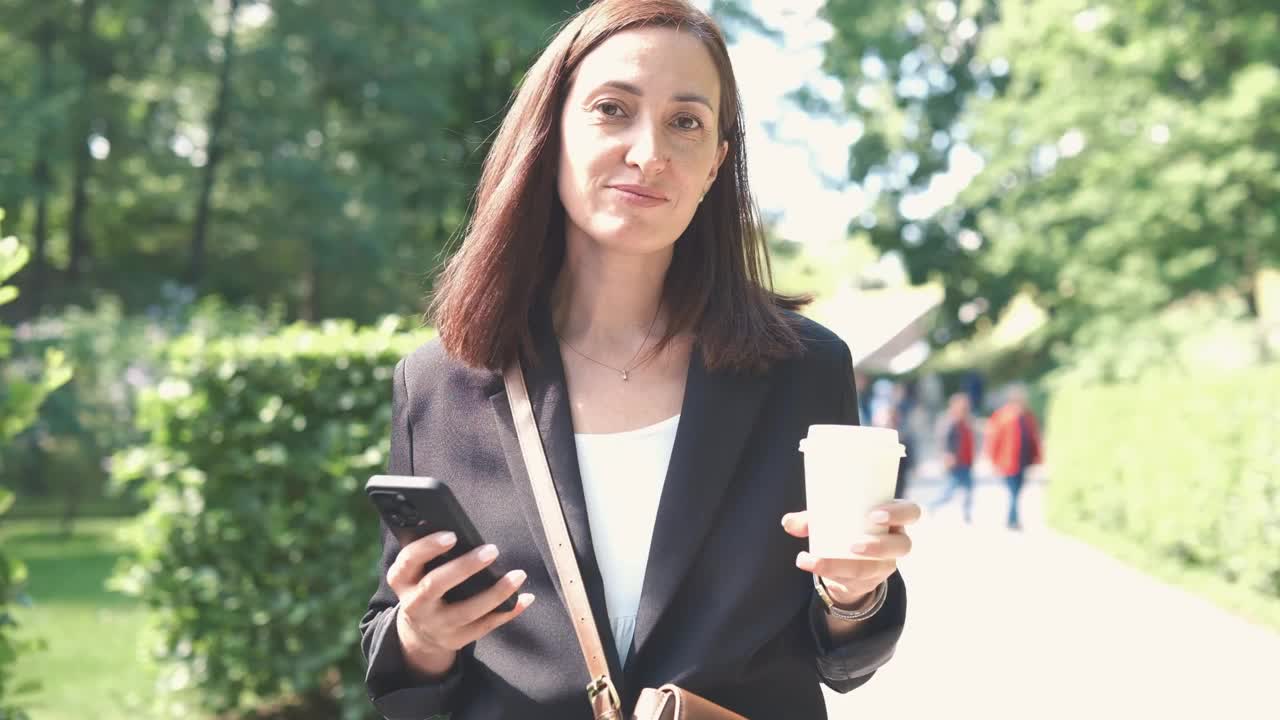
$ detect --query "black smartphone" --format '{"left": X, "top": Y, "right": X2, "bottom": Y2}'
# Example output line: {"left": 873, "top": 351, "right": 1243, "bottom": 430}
{"left": 365, "top": 474, "right": 517, "bottom": 613}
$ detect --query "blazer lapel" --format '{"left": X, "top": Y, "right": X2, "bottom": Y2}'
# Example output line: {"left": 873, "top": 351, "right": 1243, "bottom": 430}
{"left": 629, "top": 348, "right": 770, "bottom": 663}
{"left": 487, "top": 309, "right": 626, "bottom": 683}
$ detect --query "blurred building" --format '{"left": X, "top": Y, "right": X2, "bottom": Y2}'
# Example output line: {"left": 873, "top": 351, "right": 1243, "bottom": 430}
{"left": 806, "top": 284, "right": 944, "bottom": 374}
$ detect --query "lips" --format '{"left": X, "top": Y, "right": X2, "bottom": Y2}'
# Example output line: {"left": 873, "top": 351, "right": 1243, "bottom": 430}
{"left": 609, "top": 184, "right": 667, "bottom": 201}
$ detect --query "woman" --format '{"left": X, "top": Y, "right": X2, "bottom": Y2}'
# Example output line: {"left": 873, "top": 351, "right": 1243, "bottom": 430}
{"left": 360, "top": 1, "right": 920, "bottom": 717}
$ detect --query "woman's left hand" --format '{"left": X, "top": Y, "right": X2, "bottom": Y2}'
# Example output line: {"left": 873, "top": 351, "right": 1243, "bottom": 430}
{"left": 781, "top": 500, "right": 921, "bottom": 607}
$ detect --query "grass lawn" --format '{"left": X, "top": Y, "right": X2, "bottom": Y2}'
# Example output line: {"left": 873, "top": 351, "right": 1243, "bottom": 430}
{"left": 2, "top": 517, "right": 158, "bottom": 720}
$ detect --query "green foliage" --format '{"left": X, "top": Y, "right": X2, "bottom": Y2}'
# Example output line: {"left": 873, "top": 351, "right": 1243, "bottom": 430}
{"left": 962, "top": 0, "right": 1280, "bottom": 348}
{"left": 817, "top": 0, "right": 1280, "bottom": 362}
{"left": 1045, "top": 364, "right": 1280, "bottom": 613}
{"left": 814, "top": 0, "right": 1005, "bottom": 344}
{"left": 1052, "top": 293, "right": 1267, "bottom": 385}
{"left": 1, "top": 289, "right": 283, "bottom": 524}
{"left": 109, "top": 317, "right": 431, "bottom": 719}
{"left": 0, "top": 242, "right": 71, "bottom": 444}
{"left": 768, "top": 235, "right": 881, "bottom": 299}
{"left": 0, "top": 213, "right": 70, "bottom": 720}
{"left": 0, "top": 0, "right": 581, "bottom": 321}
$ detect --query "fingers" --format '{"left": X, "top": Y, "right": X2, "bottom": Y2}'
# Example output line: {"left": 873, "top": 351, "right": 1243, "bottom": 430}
{"left": 781, "top": 511, "right": 809, "bottom": 538}
{"left": 451, "top": 593, "right": 537, "bottom": 648}
{"left": 868, "top": 500, "right": 922, "bottom": 529}
{"left": 783, "top": 501, "right": 922, "bottom": 543}
{"left": 794, "top": 529, "right": 910, "bottom": 585}
{"left": 419, "top": 544, "right": 501, "bottom": 603}
{"left": 794, "top": 531, "right": 911, "bottom": 569}
{"left": 392, "top": 539, "right": 537, "bottom": 653}
{"left": 386, "top": 531, "right": 458, "bottom": 595}
{"left": 443, "top": 568, "right": 531, "bottom": 626}
{"left": 796, "top": 551, "right": 896, "bottom": 581}
{"left": 853, "top": 531, "right": 913, "bottom": 559}
{"left": 404, "top": 590, "right": 536, "bottom": 653}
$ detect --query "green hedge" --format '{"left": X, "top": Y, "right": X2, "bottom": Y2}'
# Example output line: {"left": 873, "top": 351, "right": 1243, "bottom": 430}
{"left": 110, "top": 317, "right": 432, "bottom": 719}
{"left": 2, "top": 291, "right": 283, "bottom": 528}
{"left": 1045, "top": 365, "right": 1280, "bottom": 622}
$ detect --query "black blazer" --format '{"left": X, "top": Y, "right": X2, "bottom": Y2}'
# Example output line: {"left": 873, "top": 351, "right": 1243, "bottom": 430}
{"left": 360, "top": 308, "right": 907, "bottom": 720}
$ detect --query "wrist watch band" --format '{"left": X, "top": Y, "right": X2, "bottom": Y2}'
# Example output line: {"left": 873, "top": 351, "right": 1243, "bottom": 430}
{"left": 814, "top": 576, "right": 888, "bottom": 622}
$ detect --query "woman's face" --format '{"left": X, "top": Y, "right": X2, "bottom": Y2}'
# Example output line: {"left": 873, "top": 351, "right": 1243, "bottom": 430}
{"left": 557, "top": 26, "right": 730, "bottom": 257}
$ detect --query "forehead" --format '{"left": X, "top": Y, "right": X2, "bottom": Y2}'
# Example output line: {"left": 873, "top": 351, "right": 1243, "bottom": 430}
{"left": 570, "top": 26, "right": 722, "bottom": 107}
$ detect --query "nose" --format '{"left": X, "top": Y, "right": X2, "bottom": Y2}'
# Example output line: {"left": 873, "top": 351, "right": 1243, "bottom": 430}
{"left": 624, "top": 117, "right": 668, "bottom": 178}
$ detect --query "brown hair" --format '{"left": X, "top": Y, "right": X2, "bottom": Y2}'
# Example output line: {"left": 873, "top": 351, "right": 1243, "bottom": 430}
{"left": 428, "top": 0, "right": 810, "bottom": 374}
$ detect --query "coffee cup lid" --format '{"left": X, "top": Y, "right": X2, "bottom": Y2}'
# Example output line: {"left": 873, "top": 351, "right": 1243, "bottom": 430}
{"left": 799, "top": 424, "right": 906, "bottom": 456}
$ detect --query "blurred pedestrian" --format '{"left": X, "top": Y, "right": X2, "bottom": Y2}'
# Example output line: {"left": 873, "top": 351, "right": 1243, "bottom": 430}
{"left": 983, "top": 385, "right": 1042, "bottom": 530}
{"left": 963, "top": 370, "right": 985, "bottom": 415}
{"left": 919, "top": 372, "right": 944, "bottom": 417}
{"left": 853, "top": 369, "right": 872, "bottom": 426}
{"left": 929, "top": 393, "right": 976, "bottom": 523}
{"left": 892, "top": 378, "right": 917, "bottom": 423}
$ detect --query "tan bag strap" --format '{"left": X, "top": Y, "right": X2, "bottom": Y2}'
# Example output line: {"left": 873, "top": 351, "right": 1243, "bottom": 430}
{"left": 504, "top": 361, "right": 622, "bottom": 718}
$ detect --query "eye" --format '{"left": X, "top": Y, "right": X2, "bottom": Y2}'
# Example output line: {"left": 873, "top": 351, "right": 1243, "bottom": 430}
{"left": 595, "top": 101, "right": 626, "bottom": 118}
{"left": 673, "top": 114, "right": 703, "bottom": 131}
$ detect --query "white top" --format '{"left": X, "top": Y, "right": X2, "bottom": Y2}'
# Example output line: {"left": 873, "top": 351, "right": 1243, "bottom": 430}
{"left": 574, "top": 414, "right": 681, "bottom": 667}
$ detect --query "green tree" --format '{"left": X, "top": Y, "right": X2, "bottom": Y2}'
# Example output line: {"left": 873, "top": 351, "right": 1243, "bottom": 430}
{"left": 0, "top": 0, "right": 582, "bottom": 323}
{"left": 960, "top": 0, "right": 1280, "bottom": 362}
{"left": 0, "top": 211, "right": 72, "bottom": 720}
{"left": 0, "top": 0, "right": 77, "bottom": 314}
{"left": 817, "top": 0, "right": 1280, "bottom": 365}
{"left": 813, "top": 0, "right": 1004, "bottom": 345}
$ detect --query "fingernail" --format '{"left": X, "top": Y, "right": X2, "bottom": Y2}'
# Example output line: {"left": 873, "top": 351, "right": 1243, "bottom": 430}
{"left": 520, "top": 593, "right": 536, "bottom": 607}
{"left": 509, "top": 570, "right": 528, "bottom": 585}
{"left": 478, "top": 544, "right": 499, "bottom": 562}
{"left": 870, "top": 510, "right": 891, "bottom": 524}
{"left": 780, "top": 514, "right": 792, "bottom": 527}
{"left": 795, "top": 551, "right": 815, "bottom": 571}
{"left": 437, "top": 532, "right": 457, "bottom": 547}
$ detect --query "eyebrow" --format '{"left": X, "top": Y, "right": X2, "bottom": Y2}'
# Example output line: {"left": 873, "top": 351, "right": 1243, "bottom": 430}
{"left": 598, "top": 80, "right": 715, "bottom": 112}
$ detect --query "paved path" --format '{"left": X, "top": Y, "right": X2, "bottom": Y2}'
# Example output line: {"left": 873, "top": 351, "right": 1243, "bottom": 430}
{"left": 824, "top": 474, "right": 1280, "bottom": 720}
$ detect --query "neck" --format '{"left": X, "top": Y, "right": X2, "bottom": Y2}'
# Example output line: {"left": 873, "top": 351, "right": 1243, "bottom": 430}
{"left": 551, "top": 235, "right": 671, "bottom": 353}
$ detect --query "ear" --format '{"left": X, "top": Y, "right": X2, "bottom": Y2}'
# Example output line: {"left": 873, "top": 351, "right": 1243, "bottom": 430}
{"left": 705, "top": 139, "right": 729, "bottom": 193}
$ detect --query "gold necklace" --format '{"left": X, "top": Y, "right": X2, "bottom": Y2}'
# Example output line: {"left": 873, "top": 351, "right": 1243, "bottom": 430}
{"left": 557, "top": 305, "right": 662, "bottom": 382}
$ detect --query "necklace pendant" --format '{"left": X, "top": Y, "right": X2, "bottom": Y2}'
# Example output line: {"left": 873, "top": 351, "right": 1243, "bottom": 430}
{"left": 621, "top": 370, "right": 629, "bottom": 381}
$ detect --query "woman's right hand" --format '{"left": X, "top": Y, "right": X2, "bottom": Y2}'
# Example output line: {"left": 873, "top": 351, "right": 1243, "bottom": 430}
{"left": 387, "top": 531, "right": 535, "bottom": 680}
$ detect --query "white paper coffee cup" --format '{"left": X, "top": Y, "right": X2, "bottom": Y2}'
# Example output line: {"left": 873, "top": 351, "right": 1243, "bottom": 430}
{"left": 799, "top": 424, "right": 906, "bottom": 558}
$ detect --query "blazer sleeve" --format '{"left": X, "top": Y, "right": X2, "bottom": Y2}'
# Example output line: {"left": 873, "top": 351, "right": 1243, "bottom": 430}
{"left": 359, "top": 357, "right": 464, "bottom": 719}
{"left": 806, "top": 342, "right": 908, "bottom": 693}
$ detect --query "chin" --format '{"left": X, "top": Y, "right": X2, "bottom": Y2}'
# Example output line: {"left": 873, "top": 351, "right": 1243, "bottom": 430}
{"left": 580, "top": 216, "right": 680, "bottom": 255}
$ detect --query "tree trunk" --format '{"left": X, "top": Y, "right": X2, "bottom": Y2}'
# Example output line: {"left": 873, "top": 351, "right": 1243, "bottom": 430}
{"left": 30, "top": 18, "right": 56, "bottom": 313}
{"left": 189, "top": 0, "right": 241, "bottom": 288}
{"left": 301, "top": 239, "right": 318, "bottom": 322}
{"left": 59, "top": 472, "right": 82, "bottom": 538}
{"left": 65, "top": 0, "right": 98, "bottom": 284}
{"left": 139, "top": 1, "right": 177, "bottom": 139}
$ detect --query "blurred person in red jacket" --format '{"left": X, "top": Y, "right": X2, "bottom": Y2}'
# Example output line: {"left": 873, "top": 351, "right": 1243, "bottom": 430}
{"left": 929, "top": 393, "right": 976, "bottom": 523}
{"left": 984, "top": 385, "right": 1042, "bottom": 530}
